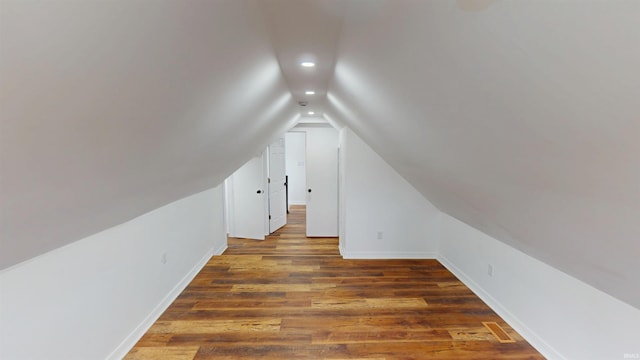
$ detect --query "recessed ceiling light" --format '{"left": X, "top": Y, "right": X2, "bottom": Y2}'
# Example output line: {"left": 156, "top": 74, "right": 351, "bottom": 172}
{"left": 307, "top": 111, "right": 315, "bottom": 115}
{"left": 301, "top": 62, "right": 315, "bottom": 67}
{"left": 305, "top": 91, "right": 315, "bottom": 95}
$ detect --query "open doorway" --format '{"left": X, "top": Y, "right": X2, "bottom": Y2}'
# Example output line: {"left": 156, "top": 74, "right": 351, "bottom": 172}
{"left": 225, "top": 125, "right": 339, "bottom": 240}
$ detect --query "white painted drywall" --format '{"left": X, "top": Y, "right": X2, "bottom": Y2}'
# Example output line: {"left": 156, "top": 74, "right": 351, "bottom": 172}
{"left": 285, "top": 132, "right": 307, "bottom": 206}
{"left": 0, "top": 185, "right": 227, "bottom": 360}
{"left": 1, "top": 0, "right": 299, "bottom": 270}
{"left": 439, "top": 213, "right": 640, "bottom": 360}
{"left": 327, "top": 0, "right": 640, "bottom": 310}
{"left": 339, "top": 128, "right": 439, "bottom": 258}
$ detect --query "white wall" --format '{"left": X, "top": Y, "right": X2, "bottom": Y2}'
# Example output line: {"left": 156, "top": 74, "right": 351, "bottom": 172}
{"left": 339, "top": 128, "right": 439, "bottom": 258}
{"left": 438, "top": 213, "right": 640, "bottom": 360}
{"left": 285, "top": 132, "right": 307, "bottom": 206}
{"left": 1, "top": 0, "right": 299, "bottom": 271}
{"left": 328, "top": 0, "right": 640, "bottom": 312}
{"left": 0, "top": 185, "right": 227, "bottom": 360}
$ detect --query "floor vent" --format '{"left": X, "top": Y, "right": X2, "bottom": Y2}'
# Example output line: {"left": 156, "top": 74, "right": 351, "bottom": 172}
{"left": 482, "top": 322, "right": 516, "bottom": 343}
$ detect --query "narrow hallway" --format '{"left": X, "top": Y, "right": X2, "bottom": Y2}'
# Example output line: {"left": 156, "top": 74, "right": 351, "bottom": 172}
{"left": 126, "top": 206, "right": 542, "bottom": 359}
{"left": 226, "top": 205, "right": 339, "bottom": 256}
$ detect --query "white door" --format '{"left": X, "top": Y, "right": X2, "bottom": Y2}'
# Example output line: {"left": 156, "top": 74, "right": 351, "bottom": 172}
{"left": 306, "top": 127, "right": 339, "bottom": 237}
{"left": 268, "top": 135, "right": 287, "bottom": 232}
{"left": 228, "top": 153, "right": 266, "bottom": 240}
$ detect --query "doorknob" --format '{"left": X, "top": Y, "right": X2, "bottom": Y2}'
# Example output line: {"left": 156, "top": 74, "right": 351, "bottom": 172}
{"left": 308, "top": 189, "right": 312, "bottom": 193}
{"left": 257, "top": 190, "right": 262, "bottom": 194}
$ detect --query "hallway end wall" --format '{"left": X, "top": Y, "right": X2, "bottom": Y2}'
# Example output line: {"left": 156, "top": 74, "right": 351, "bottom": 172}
{"left": 338, "top": 128, "right": 439, "bottom": 258}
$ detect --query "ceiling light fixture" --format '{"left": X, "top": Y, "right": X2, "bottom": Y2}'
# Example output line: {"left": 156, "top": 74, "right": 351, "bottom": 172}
{"left": 301, "top": 62, "right": 315, "bottom": 67}
{"left": 305, "top": 91, "right": 315, "bottom": 95}
{"left": 307, "top": 111, "right": 315, "bottom": 115}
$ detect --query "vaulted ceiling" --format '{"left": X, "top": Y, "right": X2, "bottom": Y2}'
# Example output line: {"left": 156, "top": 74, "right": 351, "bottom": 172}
{"left": 1, "top": 0, "right": 638, "bottom": 310}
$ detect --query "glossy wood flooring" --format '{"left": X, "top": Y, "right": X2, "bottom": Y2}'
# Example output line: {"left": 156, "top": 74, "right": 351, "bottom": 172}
{"left": 126, "top": 206, "right": 544, "bottom": 359}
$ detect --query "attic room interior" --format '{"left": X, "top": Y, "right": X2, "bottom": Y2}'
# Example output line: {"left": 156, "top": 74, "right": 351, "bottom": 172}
{"left": 1, "top": 0, "right": 639, "bottom": 359}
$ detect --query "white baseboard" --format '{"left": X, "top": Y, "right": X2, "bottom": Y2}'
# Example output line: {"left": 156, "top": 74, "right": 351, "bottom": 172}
{"left": 437, "top": 254, "right": 565, "bottom": 360}
{"left": 341, "top": 251, "right": 437, "bottom": 259}
{"left": 107, "top": 248, "right": 215, "bottom": 360}
{"left": 213, "top": 243, "right": 228, "bottom": 256}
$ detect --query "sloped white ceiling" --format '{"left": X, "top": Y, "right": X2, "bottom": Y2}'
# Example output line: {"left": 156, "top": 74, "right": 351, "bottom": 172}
{"left": 259, "top": 0, "right": 345, "bottom": 119}
{"left": 0, "top": 0, "right": 299, "bottom": 269}
{"left": 2, "top": 0, "right": 639, "bottom": 312}
{"left": 326, "top": 1, "right": 640, "bottom": 309}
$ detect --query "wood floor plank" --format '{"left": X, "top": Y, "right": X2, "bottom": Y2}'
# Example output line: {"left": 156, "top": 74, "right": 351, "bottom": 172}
{"left": 231, "top": 283, "right": 336, "bottom": 292}
{"left": 124, "top": 346, "right": 199, "bottom": 360}
{"left": 167, "top": 332, "right": 312, "bottom": 347}
{"left": 311, "top": 329, "right": 453, "bottom": 344}
{"left": 126, "top": 206, "right": 544, "bottom": 359}
{"left": 193, "top": 344, "right": 349, "bottom": 360}
{"left": 193, "top": 298, "right": 311, "bottom": 310}
{"left": 148, "top": 319, "right": 281, "bottom": 334}
{"left": 311, "top": 297, "right": 428, "bottom": 310}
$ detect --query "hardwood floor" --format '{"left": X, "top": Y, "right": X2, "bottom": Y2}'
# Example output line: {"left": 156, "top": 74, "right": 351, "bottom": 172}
{"left": 126, "top": 206, "right": 544, "bottom": 359}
